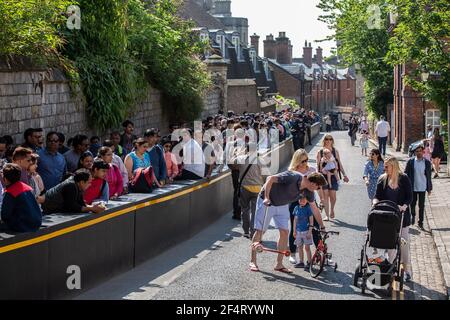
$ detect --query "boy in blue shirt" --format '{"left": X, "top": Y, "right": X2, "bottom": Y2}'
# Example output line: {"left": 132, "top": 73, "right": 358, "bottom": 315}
{"left": 293, "top": 193, "right": 314, "bottom": 270}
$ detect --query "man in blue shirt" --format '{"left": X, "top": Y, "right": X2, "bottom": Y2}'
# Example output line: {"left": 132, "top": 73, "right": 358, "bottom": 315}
{"left": 404, "top": 144, "right": 432, "bottom": 230}
{"left": 144, "top": 128, "right": 167, "bottom": 185}
{"left": 38, "top": 132, "right": 67, "bottom": 191}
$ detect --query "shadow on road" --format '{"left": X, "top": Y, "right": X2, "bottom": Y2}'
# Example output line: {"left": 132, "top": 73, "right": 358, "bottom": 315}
{"left": 331, "top": 219, "right": 367, "bottom": 232}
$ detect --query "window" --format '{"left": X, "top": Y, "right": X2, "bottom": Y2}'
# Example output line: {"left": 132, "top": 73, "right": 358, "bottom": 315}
{"left": 216, "top": 34, "right": 226, "bottom": 58}
{"left": 232, "top": 36, "right": 240, "bottom": 59}
{"left": 426, "top": 109, "right": 441, "bottom": 132}
{"left": 264, "top": 60, "right": 271, "bottom": 80}
{"left": 249, "top": 49, "right": 257, "bottom": 71}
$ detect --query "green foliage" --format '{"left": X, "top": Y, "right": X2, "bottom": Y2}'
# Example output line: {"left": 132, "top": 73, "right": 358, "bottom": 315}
{"left": 275, "top": 95, "right": 301, "bottom": 111}
{"left": 0, "top": 0, "right": 73, "bottom": 68}
{"left": 127, "top": 0, "right": 210, "bottom": 122}
{"left": 62, "top": 0, "right": 147, "bottom": 132}
{"left": 317, "top": 0, "right": 394, "bottom": 117}
{"left": 2, "top": 0, "right": 211, "bottom": 131}
{"left": 385, "top": 0, "right": 450, "bottom": 120}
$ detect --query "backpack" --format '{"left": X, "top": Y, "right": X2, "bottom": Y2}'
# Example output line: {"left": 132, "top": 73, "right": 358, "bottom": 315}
{"left": 129, "top": 166, "right": 155, "bottom": 193}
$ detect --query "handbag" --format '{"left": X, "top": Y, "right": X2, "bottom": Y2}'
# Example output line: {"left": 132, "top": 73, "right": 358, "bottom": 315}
{"left": 129, "top": 166, "right": 155, "bottom": 193}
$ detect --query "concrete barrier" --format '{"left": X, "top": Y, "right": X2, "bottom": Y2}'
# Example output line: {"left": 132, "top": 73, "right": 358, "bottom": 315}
{"left": 0, "top": 124, "right": 323, "bottom": 299}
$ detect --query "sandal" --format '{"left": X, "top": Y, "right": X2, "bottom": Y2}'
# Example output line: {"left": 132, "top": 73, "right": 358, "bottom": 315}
{"left": 249, "top": 263, "right": 260, "bottom": 272}
{"left": 323, "top": 216, "right": 329, "bottom": 221}
{"left": 330, "top": 213, "right": 335, "bottom": 219}
{"left": 274, "top": 267, "right": 293, "bottom": 274}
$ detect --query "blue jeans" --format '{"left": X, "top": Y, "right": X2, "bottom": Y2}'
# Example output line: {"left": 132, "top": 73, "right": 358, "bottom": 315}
{"left": 378, "top": 136, "right": 388, "bottom": 156}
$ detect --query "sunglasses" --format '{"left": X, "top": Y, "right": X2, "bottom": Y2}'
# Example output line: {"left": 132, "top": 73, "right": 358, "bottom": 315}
{"left": 324, "top": 138, "right": 333, "bottom": 141}
{"left": 164, "top": 145, "right": 171, "bottom": 148}
{"left": 301, "top": 158, "right": 308, "bottom": 164}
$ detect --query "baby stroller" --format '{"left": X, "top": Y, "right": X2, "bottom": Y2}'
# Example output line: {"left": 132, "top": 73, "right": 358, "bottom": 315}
{"left": 353, "top": 200, "right": 405, "bottom": 295}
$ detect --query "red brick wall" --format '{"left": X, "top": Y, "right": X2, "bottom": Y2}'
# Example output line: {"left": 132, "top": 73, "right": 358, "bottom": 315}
{"left": 270, "top": 64, "right": 301, "bottom": 103}
{"left": 393, "top": 63, "right": 439, "bottom": 152}
{"left": 337, "top": 77, "right": 356, "bottom": 107}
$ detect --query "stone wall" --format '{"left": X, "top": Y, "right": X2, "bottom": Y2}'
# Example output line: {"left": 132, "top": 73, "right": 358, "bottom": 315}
{"left": 201, "top": 87, "right": 222, "bottom": 119}
{"left": 0, "top": 68, "right": 169, "bottom": 143}
{"left": 226, "top": 79, "right": 259, "bottom": 114}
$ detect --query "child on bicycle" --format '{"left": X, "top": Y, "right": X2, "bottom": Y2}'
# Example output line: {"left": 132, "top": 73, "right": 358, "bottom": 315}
{"left": 293, "top": 193, "right": 314, "bottom": 270}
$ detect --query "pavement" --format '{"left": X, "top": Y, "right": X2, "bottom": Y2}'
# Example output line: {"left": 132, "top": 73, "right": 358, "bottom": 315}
{"left": 75, "top": 131, "right": 444, "bottom": 300}
{"left": 369, "top": 138, "right": 449, "bottom": 300}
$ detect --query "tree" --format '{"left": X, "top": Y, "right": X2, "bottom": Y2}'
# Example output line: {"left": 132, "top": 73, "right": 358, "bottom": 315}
{"left": 386, "top": 0, "right": 450, "bottom": 120}
{"left": 317, "top": 0, "right": 394, "bottom": 118}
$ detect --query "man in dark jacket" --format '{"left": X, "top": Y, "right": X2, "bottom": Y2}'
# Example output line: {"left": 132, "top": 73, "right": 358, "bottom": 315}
{"left": 1, "top": 163, "right": 42, "bottom": 232}
{"left": 144, "top": 128, "right": 167, "bottom": 185}
{"left": 289, "top": 113, "right": 306, "bottom": 150}
{"left": 404, "top": 144, "right": 432, "bottom": 229}
{"left": 42, "top": 169, "right": 105, "bottom": 215}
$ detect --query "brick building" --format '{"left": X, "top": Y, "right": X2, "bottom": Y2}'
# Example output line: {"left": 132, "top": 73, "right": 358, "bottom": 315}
{"left": 392, "top": 63, "right": 440, "bottom": 152}
{"left": 180, "top": 0, "right": 277, "bottom": 115}
{"left": 259, "top": 31, "right": 356, "bottom": 116}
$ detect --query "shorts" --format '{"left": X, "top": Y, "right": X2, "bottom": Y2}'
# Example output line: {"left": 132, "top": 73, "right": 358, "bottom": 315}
{"left": 295, "top": 231, "right": 313, "bottom": 246}
{"left": 254, "top": 196, "right": 290, "bottom": 231}
{"left": 322, "top": 175, "right": 339, "bottom": 191}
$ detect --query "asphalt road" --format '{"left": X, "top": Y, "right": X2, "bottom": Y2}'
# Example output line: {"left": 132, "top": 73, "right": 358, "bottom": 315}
{"left": 77, "top": 131, "right": 414, "bottom": 300}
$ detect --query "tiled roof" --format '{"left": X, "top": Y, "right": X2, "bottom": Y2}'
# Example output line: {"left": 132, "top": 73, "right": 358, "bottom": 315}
{"left": 178, "top": 0, "right": 226, "bottom": 29}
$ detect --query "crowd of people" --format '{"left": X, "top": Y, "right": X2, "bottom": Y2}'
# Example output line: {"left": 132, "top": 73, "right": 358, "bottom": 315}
{"left": 0, "top": 108, "right": 321, "bottom": 234}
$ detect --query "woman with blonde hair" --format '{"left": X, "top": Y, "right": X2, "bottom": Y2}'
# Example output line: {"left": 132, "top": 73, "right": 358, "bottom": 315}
{"left": 287, "top": 149, "right": 318, "bottom": 264}
{"left": 373, "top": 156, "right": 413, "bottom": 282}
{"left": 316, "top": 134, "right": 349, "bottom": 220}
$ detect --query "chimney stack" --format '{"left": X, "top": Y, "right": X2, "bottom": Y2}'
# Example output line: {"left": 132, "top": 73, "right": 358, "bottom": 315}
{"left": 303, "top": 41, "right": 313, "bottom": 68}
{"left": 316, "top": 46, "right": 323, "bottom": 66}
{"left": 263, "top": 34, "right": 276, "bottom": 59}
{"left": 276, "top": 31, "right": 290, "bottom": 64}
{"left": 250, "top": 33, "right": 260, "bottom": 56}
{"left": 288, "top": 40, "right": 293, "bottom": 64}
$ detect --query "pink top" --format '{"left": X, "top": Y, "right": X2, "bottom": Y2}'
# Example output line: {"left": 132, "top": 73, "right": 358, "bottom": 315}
{"left": 106, "top": 163, "right": 124, "bottom": 197}
{"left": 164, "top": 152, "right": 179, "bottom": 178}
{"left": 424, "top": 146, "right": 432, "bottom": 161}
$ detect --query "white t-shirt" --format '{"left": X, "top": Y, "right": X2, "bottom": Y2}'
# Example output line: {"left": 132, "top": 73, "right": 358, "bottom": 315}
{"left": 183, "top": 138, "right": 205, "bottom": 178}
{"left": 375, "top": 120, "right": 390, "bottom": 138}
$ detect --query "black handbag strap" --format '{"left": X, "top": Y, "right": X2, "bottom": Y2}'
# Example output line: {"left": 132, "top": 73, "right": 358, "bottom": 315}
{"left": 238, "top": 164, "right": 253, "bottom": 191}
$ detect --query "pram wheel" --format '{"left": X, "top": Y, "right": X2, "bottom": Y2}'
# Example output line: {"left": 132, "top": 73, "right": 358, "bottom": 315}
{"left": 353, "top": 263, "right": 362, "bottom": 287}
{"left": 399, "top": 269, "right": 404, "bottom": 291}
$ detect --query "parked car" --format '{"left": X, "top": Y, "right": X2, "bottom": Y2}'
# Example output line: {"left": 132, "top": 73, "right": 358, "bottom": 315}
{"left": 408, "top": 139, "right": 447, "bottom": 163}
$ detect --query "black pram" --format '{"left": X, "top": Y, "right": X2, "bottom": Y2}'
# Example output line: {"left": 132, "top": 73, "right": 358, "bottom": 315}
{"left": 354, "top": 200, "right": 405, "bottom": 295}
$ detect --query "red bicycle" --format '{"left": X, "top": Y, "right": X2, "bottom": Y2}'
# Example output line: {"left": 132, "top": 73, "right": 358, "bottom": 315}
{"left": 310, "top": 227, "right": 339, "bottom": 278}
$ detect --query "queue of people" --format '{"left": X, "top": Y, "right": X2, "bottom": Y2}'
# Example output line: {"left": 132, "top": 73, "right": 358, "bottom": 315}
{"left": 0, "top": 108, "right": 320, "bottom": 234}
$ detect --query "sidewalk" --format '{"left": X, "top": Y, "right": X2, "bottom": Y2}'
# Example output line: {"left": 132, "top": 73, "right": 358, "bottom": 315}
{"left": 370, "top": 138, "right": 449, "bottom": 300}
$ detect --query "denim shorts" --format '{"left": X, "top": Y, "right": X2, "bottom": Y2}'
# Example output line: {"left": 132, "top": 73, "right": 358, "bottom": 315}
{"left": 295, "top": 231, "right": 313, "bottom": 246}
{"left": 322, "top": 175, "right": 339, "bottom": 191}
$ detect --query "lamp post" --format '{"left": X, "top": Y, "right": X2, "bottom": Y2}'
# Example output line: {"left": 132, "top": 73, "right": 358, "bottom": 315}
{"left": 421, "top": 72, "right": 430, "bottom": 139}
{"left": 448, "top": 91, "right": 450, "bottom": 176}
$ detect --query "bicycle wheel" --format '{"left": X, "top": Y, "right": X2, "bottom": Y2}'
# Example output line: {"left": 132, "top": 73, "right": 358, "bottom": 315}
{"left": 310, "top": 251, "right": 325, "bottom": 278}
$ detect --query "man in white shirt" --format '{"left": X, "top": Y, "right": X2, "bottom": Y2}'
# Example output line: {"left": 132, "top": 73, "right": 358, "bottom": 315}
{"left": 375, "top": 115, "right": 390, "bottom": 156}
{"left": 177, "top": 129, "right": 205, "bottom": 180}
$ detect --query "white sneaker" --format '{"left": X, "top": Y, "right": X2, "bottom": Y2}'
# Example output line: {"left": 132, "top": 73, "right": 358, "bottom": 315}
{"left": 289, "top": 256, "right": 297, "bottom": 264}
